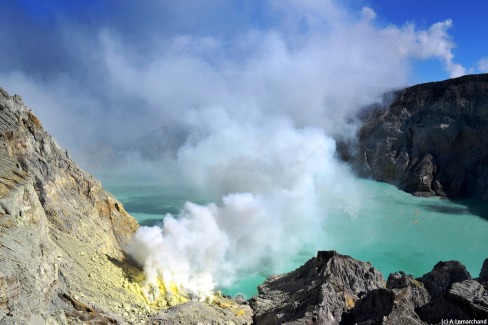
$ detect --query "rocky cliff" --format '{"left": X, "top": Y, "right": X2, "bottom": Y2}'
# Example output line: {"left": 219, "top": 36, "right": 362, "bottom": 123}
{"left": 0, "top": 87, "right": 146, "bottom": 323}
{"left": 347, "top": 73, "right": 488, "bottom": 199}
{"left": 251, "top": 251, "right": 488, "bottom": 324}
{"left": 0, "top": 88, "right": 252, "bottom": 324}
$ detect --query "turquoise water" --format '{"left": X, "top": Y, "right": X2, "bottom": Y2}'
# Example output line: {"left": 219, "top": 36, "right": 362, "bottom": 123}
{"left": 100, "top": 177, "right": 488, "bottom": 298}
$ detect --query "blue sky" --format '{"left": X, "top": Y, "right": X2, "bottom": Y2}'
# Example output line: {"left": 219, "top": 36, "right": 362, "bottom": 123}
{"left": 3, "top": 0, "right": 487, "bottom": 83}
{"left": 367, "top": 0, "right": 488, "bottom": 82}
{"left": 1, "top": 0, "right": 487, "bottom": 148}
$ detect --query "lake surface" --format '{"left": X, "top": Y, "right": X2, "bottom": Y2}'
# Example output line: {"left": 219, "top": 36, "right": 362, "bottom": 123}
{"left": 99, "top": 175, "right": 488, "bottom": 298}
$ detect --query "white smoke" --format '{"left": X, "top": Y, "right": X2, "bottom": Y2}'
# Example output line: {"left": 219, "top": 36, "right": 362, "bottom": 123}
{"left": 120, "top": 2, "right": 468, "bottom": 301}
{"left": 127, "top": 116, "right": 361, "bottom": 299}
{"left": 0, "top": 0, "right": 471, "bottom": 300}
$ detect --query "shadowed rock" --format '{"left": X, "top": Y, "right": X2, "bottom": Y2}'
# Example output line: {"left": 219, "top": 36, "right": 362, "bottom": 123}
{"left": 480, "top": 258, "right": 488, "bottom": 283}
{"left": 417, "top": 261, "right": 472, "bottom": 300}
{"left": 341, "top": 272, "right": 429, "bottom": 325}
{"left": 415, "top": 260, "right": 487, "bottom": 323}
{"left": 346, "top": 73, "right": 488, "bottom": 200}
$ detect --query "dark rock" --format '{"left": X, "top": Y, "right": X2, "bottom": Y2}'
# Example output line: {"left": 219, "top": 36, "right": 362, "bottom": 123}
{"left": 349, "top": 288, "right": 395, "bottom": 324}
{"left": 343, "top": 273, "right": 428, "bottom": 325}
{"left": 480, "top": 258, "right": 488, "bottom": 283}
{"left": 448, "top": 279, "right": 488, "bottom": 318}
{"left": 416, "top": 296, "right": 470, "bottom": 324}
{"left": 405, "top": 153, "right": 436, "bottom": 197}
{"left": 349, "top": 73, "right": 488, "bottom": 200}
{"left": 250, "top": 251, "right": 385, "bottom": 325}
{"left": 416, "top": 279, "right": 488, "bottom": 323}
{"left": 415, "top": 261, "right": 488, "bottom": 323}
{"left": 417, "top": 261, "right": 471, "bottom": 299}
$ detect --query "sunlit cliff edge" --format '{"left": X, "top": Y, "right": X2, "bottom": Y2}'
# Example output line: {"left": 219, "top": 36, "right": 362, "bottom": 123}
{"left": 0, "top": 88, "right": 251, "bottom": 324}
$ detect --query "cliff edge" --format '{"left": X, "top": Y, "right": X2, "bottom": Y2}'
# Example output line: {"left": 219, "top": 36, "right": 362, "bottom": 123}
{"left": 0, "top": 87, "right": 148, "bottom": 323}
{"left": 348, "top": 73, "right": 488, "bottom": 200}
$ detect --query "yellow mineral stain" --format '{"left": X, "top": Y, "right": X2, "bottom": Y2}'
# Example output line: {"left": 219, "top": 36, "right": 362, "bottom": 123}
{"left": 344, "top": 294, "right": 355, "bottom": 309}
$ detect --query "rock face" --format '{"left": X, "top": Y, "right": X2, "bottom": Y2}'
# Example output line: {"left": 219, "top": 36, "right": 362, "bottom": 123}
{"left": 0, "top": 88, "right": 252, "bottom": 324}
{"left": 349, "top": 73, "right": 488, "bottom": 199}
{"left": 250, "top": 251, "right": 488, "bottom": 324}
{"left": 0, "top": 87, "right": 146, "bottom": 323}
{"left": 250, "top": 251, "right": 385, "bottom": 324}
{"left": 416, "top": 261, "right": 488, "bottom": 323}
{"left": 480, "top": 259, "right": 488, "bottom": 283}
{"left": 417, "top": 261, "right": 472, "bottom": 300}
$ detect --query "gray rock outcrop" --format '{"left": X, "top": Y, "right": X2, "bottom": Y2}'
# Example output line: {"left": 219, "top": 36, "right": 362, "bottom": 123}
{"left": 250, "top": 251, "right": 385, "bottom": 324}
{"left": 0, "top": 87, "right": 146, "bottom": 323}
{"left": 250, "top": 252, "right": 488, "bottom": 324}
{"left": 414, "top": 260, "right": 488, "bottom": 324}
{"left": 347, "top": 73, "right": 488, "bottom": 199}
{"left": 417, "top": 261, "right": 472, "bottom": 300}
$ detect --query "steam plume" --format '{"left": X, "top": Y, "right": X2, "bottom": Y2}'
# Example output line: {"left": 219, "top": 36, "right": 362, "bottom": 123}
{"left": 127, "top": 117, "right": 362, "bottom": 300}
{"left": 0, "top": 0, "right": 470, "bottom": 301}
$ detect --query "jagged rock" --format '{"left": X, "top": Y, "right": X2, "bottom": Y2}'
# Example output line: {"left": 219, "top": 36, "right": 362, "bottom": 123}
{"left": 415, "top": 261, "right": 488, "bottom": 323}
{"left": 448, "top": 280, "right": 488, "bottom": 318}
{"left": 383, "top": 272, "right": 429, "bottom": 324}
{"left": 347, "top": 288, "right": 395, "bottom": 324}
{"left": 416, "top": 279, "right": 488, "bottom": 323}
{"left": 250, "top": 251, "right": 385, "bottom": 324}
{"left": 342, "top": 272, "right": 429, "bottom": 325}
{"left": 405, "top": 153, "right": 436, "bottom": 197}
{"left": 0, "top": 87, "right": 146, "bottom": 323}
{"left": 348, "top": 74, "right": 488, "bottom": 200}
{"left": 416, "top": 296, "right": 470, "bottom": 324}
{"left": 387, "top": 272, "right": 429, "bottom": 309}
{"left": 417, "top": 261, "right": 472, "bottom": 299}
{"left": 480, "top": 258, "right": 488, "bottom": 283}
{"left": 249, "top": 255, "right": 488, "bottom": 325}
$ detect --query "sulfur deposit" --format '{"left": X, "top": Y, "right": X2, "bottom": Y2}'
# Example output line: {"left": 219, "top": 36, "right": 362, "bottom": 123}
{"left": 0, "top": 87, "right": 252, "bottom": 324}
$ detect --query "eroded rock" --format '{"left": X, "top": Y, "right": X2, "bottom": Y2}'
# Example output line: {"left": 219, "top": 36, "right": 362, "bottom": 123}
{"left": 417, "top": 261, "right": 472, "bottom": 300}
{"left": 250, "top": 251, "right": 385, "bottom": 324}
{"left": 348, "top": 74, "right": 488, "bottom": 200}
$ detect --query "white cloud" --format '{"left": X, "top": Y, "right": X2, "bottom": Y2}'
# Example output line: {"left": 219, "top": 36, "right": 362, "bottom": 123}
{"left": 361, "top": 7, "right": 377, "bottom": 21}
{"left": 478, "top": 57, "right": 488, "bottom": 72}
{"left": 379, "top": 19, "right": 465, "bottom": 78}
